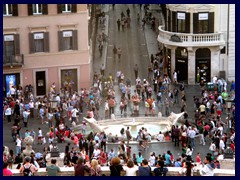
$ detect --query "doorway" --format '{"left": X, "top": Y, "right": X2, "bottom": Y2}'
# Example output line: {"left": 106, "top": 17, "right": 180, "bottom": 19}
{"left": 36, "top": 71, "right": 46, "bottom": 96}
{"left": 175, "top": 47, "right": 188, "bottom": 83}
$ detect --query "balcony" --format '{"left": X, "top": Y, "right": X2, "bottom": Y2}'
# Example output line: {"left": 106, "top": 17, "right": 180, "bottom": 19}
{"left": 158, "top": 26, "right": 225, "bottom": 48}
{"left": 3, "top": 54, "right": 24, "bottom": 67}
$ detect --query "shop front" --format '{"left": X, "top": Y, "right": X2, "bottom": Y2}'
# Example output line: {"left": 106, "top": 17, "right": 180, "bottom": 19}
{"left": 175, "top": 47, "right": 188, "bottom": 83}
{"left": 195, "top": 48, "right": 211, "bottom": 83}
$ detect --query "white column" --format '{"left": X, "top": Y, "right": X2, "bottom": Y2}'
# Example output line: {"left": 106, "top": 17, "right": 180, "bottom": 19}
{"left": 187, "top": 48, "right": 196, "bottom": 84}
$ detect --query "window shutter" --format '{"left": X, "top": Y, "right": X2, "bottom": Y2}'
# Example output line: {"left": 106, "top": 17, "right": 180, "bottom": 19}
{"left": 172, "top": 11, "right": 177, "bottom": 32}
{"left": 12, "top": 4, "right": 18, "bottom": 16}
{"left": 44, "top": 32, "right": 49, "bottom": 52}
{"left": 14, "top": 34, "right": 20, "bottom": 55}
{"left": 72, "top": 4, "right": 77, "bottom": 13}
{"left": 58, "top": 31, "right": 63, "bottom": 51}
{"left": 185, "top": 13, "right": 190, "bottom": 33}
{"left": 42, "top": 4, "right": 48, "bottom": 15}
{"left": 57, "top": 4, "right": 62, "bottom": 14}
{"left": 167, "top": 9, "right": 171, "bottom": 31}
{"left": 29, "top": 33, "right": 34, "bottom": 54}
{"left": 72, "top": 30, "right": 78, "bottom": 50}
{"left": 28, "top": 4, "right": 33, "bottom": 15}
{"left": 209, "top": 12, "right": 214, "bottom": 33}
{"left": 193, "top": 13, "right": 199, "bottom": 34}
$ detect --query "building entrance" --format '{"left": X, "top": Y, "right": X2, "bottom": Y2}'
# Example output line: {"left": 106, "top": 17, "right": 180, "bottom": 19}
{"left": 175, "top": 47, "right": 188, "bottom": 83}
{"left": 36, "top": 71, "right": 46, "bottom": 96}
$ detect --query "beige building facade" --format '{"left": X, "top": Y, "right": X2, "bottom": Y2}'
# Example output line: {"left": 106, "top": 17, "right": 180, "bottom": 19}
{"left": 3, "top": 4, "right": 91, "bottom": 97}
{"left": 158, "top": 4, "right": 235, "bottom": 84}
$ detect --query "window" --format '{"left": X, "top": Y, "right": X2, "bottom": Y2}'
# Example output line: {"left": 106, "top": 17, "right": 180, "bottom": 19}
{"left": 28, "top": 4, "right": 48, "bottom": 15}
{"left": 63, "top": 31, "right": 73, "bottom": 50}
{"left": 62, "top": 4, "right": 72, "bottom": 12}
{"left": 34, "top": 33, "right": 44, "bottom": 52}
{"left": 3, "top": 34, "right": 20, "bottom": 64}
{"left": 198, "top": 13, "right": 208, "bottom": 33}
{"left": 29, "top": 32, "right": 49, "bottom": 53}
{"left": 193, "top": 12, "right": 214, "bottom": 34}
{"left": 57, "top": 4, "right": 77, "bottom": 14}
{"left": 32, "top": 4, "right": 42, "bottom": 14}
{"left": 58, "top": 30, "right": 78, "bottom": 51}
{"left": 3, "top": 4, "right": 12, "bottom": 16}
{"left": 3, "top": 35, "right": 15, "bottom": 57}
{"left": 177, "top": 12, "right": 186, "bottom": 33}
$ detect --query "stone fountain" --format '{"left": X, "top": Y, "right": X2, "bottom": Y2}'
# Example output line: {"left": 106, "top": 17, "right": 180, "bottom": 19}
{"left": 74, "top": 112, "right": 184, "bottom": 139}
{"left": 23, "top": 136, "right": 35, "bottom": 156}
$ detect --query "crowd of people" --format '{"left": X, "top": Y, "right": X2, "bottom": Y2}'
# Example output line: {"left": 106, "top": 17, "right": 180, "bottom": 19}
{"left": 3, "top": 4, "right": 235, "bottom": 176}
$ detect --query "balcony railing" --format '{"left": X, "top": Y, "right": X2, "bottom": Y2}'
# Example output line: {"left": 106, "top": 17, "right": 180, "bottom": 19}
{"left": 158, "top": 26, "right": 225, "bottom": 47}
{"left": 3, "top": 54, "right": 24, "bottom": 67}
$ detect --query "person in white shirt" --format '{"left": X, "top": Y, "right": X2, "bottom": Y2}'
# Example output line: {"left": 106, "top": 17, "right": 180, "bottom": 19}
{"left": 15, "top": 135, "right": 22, "bottom": 155}
{"left": 71, "top": 106, "right": 79, "bottom": 124}
{"left": 123, "top": 159, "right": 138, "bottom": 176}
{"left": 199, "top": 156, "right": 215, "bottom": 176}
{"left": 219, "top": 138, "right": 225, "bottom": 154}
{"left": 157, "top": 131, "right": 165, "bottom": 142}
{"left": 92, "top": 147, "right": 100, "bottom": 159}
{"left": 5, "top": 105, "right": 12, "bottom": 123}
{"left": 37, "top": 127, "right": 43, "bottom": 144}
{"left": 149, "top": 152, "right": 156, "bottom": 167}
{"left": 29, "top": 100, "right": 35, "bottom": 118}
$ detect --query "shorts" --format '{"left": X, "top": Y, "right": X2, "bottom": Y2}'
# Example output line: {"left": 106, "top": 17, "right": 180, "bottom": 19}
{"left": 38, "top": 136, "right": 42, "bottom": 140}
{"left": 133, "top": 105, "right": 139, "bottom": 111}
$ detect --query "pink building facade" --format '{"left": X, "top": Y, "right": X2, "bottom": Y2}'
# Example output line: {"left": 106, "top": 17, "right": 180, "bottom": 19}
{"left": 3, "top": 4, "right": 91, "bottom": 97}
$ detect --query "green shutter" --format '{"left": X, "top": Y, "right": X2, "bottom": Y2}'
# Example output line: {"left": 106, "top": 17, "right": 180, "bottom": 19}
{"left": 44, "top": 32, "right": 49, "bottom": 52}
{"left": 58, "top": 31, "right": 63, "bottom": 51}
{"left": 193, "top": 13, "right": 199, "bottom": 34}
{"left": 12, "top": 4, "right": 18, "bottom": 16}
{"left": 72, "top": 30, "right": 78, "bottom": 50}
{"left": 42, "top": 4, "right": 48, "bottom": 15}
{"left": 57, "top": 4, "right": 62, "bottom": 14}
{"left": 72, "top": 4, "right": 77, "bottom": 13}
{"left": 14, "top": 34, "right": 20, "bottom": 55}
{"left": 28, "top": 4, "right": 33, "bottom": 15}
{"left": 29, "top": 33, "right": 34, "bottom": 54}
{"left": 172, "top": 11, "right": 177, "bottom": 32}
{"left": 209, "top": 12, "right": 214, "bottom": 33}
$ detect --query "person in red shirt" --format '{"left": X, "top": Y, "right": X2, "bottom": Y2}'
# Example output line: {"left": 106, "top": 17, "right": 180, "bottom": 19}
{"left": 230, "top": 141, "right": 235, "bottom": 153}
{"left": 3, "top": 162, "right": 13, "bottom": 176}
{"left": 196, "top": 152, "right": 202, "bottom": 163}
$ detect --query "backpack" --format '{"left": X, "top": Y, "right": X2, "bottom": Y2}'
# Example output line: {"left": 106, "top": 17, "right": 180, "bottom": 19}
{"left": 23, "top": 164, "right": 33, "bottom": 176}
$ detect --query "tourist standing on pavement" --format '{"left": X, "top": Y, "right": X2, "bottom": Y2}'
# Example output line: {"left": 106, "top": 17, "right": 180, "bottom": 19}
{"left": 46, "top": 159, "right": 61, "bottom": 176}
{"left": 173, "top": 70, "right": 178, "bottom": 84}
{"left": 108, "top": 97, "right": 116, "bottom": 117}
{"left": 117, "top": 47, "right": 122, "bottom": 60}
{"left": 188, "top": 126, "right": 196, "bottom": 149}
{"left": 5, "top": 105, "right": 12, "bottom": 123}
{"left": 100, "top": 64, "right": 105, "bottom": 76}
{"left": 113, "top": 45, "right": 118, "bottom": 59}
{"left": 126, "top": 126, "right": 132, "bottom": 146}
{"left": 71, "top": 106, "right": 79, "bottom": 124}
{"left": 164, "top": 98, "right": 170, "bottom": 117}
{"left": 117, "top": 19, "right": 121, "bottom": 31}
{"left": 134, "top": 64, "right": 138, "bottom": 80}
{"left": 23, "top": 109, "right": 30, "bottom": 128}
